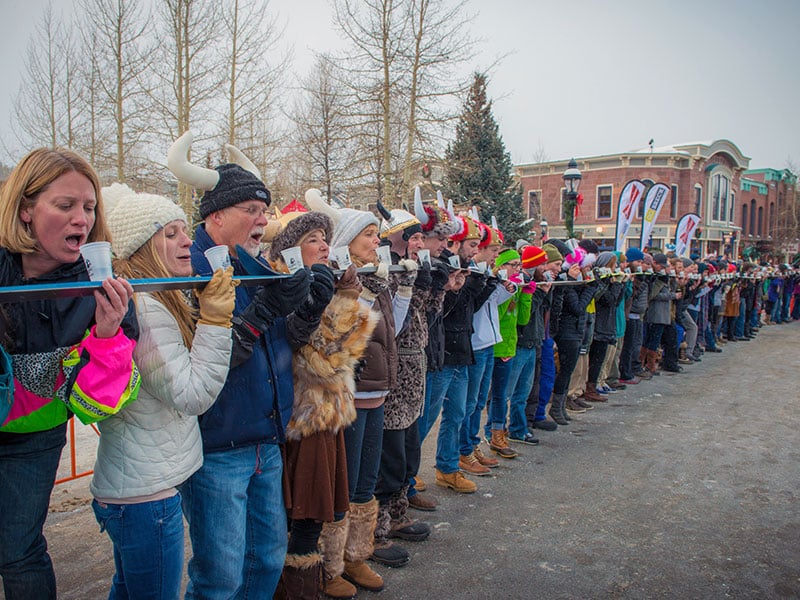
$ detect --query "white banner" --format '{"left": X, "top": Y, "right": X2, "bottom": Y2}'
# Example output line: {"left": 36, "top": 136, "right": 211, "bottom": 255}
{"left": 614, "top": 180, "right": 646, "bottom": 251}
{"left": 640, "top": 183, "right": 671, "bottom": 248}
{"left": 674, "top": 213, "right": 701, "bottom": 257}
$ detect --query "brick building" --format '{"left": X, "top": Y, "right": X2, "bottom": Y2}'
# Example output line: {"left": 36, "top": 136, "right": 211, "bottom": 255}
{"left": 515, "top": 139, "right": 754, "bottom": 257}
{"left": 738, "top": 168, "right": 798, "bottom": 261}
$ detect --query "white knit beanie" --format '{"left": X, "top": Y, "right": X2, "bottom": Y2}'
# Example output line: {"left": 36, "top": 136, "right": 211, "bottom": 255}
{"left": 103, "top": 183, "right": 188, "bottom": 260}
{"left": 330, "top": 208, "right": 380, "bottom": 251}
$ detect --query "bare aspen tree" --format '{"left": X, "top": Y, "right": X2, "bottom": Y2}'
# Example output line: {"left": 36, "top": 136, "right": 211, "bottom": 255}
{"left": 219, "top": 0, "right": 288, "bottom": 152}
{"left": 12, "top": 5, "right": 68, "bottom": 149}
{"left": 290, "top": 55, "right": 363, "bottom": 200}
{"left": 78, "top": 0, "right": 152, "bottom": 184}
{"left": 151, "top": 0, "right": 222, "bottom": 218}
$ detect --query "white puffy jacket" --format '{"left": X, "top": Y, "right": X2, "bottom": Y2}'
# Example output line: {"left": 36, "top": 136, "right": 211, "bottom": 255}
{"left": 91, "top": 294, "right": 231, "bottom": 499}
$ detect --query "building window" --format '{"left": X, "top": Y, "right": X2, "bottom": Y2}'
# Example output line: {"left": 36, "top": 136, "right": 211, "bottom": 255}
{"left": 757, "top": 206, "right": 763, "bottom": 236}
{"left": 769, "top": 202, "right": 774, "bottom": 235}
{"left": 729, "top": 192, "right": 735, "bottom": 223}
{"left": 712, "top": 173, "right": 730, "bottom": 222}
{"left": 741, "top": 204, "right": 748, "bottom": 235}
{"left": 694, "top": 185, "right": 702, "bottom": 216}
{"left": 527, "top": 190, "right": 541, "bottom": 220}
{"left": 560, "top": 188, "right": 567, "bottom": 221}
{"left": 596, "top": 185, "right": 612, "bottom": 219}
{"left": 749, "top": 200, "right": 756, "bottom": 236}
{"left": 670, "top": 185, "right": 678, "bottom": 219}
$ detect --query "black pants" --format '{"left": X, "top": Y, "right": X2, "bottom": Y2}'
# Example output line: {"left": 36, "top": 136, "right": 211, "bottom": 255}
{"left": 374, "top": 419, "right": 420, "bottom": 503}
{"left": 525, "top": 348, "right": 543, "bottom": 425}
{"left": 553, "top": 337, "right": 581, "bottom": 396}
{"left": 661, "top": 323, "right": 679, "bottom": 370}
{"left": 588, "top": 339, "right": 611, "bottom": 384}
{"left": 287, "top": 519, "right": 323, "bottom": 555}
{"left": 619, "top": 318, "right": 643, "bottom": 380}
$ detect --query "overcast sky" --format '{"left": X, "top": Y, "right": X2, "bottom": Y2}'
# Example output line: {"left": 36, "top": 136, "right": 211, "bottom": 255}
{"left": 1, "top": 0, "right": 798, "bottom": 170}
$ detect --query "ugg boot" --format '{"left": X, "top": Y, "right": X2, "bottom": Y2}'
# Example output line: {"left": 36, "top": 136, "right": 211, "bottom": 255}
{"left": 488, "top": 429, "right": 518, "bottom": 458}
{"left": 346, "top": 499, "right": 392, "bottom": 582}
{"left": 582, "top": 382, "right": 607, "bottom": 403}
{"left": 319, "top": 517, "right": 356, "bottom": 599}
{"left": 548, "top": 394, "right": 569, "bottom": 426}
{"left": 274, "top": 553, "right": 323, "bottom": 600}
{"left": 645, "top": 349, "right": 661, "bottom": 376}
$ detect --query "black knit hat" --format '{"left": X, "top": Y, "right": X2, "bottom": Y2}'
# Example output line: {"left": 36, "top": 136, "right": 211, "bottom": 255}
{"left": 199, "top": 164, "right": 271, "bottom": 219}
{"left": 268, "top": 212, "right": 333, "bottom": 262}
{"left": 548, "top": 239, "right": 571, "bottom": 258}
{"left": 578, "top": 238, "right": 599, "bottom": 254}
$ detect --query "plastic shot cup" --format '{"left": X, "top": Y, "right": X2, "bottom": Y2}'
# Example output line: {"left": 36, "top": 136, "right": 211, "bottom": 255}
{"left": 204, "top": 245, "right": 232, "bottom": 271}
{"left": 80, "top": 241, "right": 113, "bottom": 281}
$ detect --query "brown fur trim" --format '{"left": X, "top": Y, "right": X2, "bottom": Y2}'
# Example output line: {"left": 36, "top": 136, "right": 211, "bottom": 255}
{"left": 284, "top": 552, "right": 323, "bottom": 570}
{"left": 344, "top": 498, "right": 378, "bottom": 563}
{"left": 287, "top": 292, "right": 379, "bottom": 440}
{"left": 319, "top": 515, "right": 349, "bottom": 578}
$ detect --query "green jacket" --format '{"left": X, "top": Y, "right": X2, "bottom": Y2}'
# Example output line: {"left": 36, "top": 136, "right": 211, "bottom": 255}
{"left": 494, "top": 287, "right": 533, "bottom": 358}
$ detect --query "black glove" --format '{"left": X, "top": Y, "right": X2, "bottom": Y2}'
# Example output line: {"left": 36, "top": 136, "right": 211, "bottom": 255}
{"left": 430, "top": 262, "right": 450, "bottom": 292}
{"left": 353, "top": 357, "right": 367, "bottom": 382}
{"left": 297, "top": 264, "right": 335, "bottom": 321}
{"left": 413, "top": 261, "right": 432, "bottom": 290}
{"left": 229, "top": 317, "right": 260, "bottom": 368}
{"left": 241, "top": 269, "right": 311, "bottom": 333}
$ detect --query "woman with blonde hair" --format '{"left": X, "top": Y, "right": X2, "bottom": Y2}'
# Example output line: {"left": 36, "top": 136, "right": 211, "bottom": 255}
{"left": 0, "top": 148, "right": 140, "bottom": 599}
{"left": 90, "top": 183, "right": 237, "bottom": 599}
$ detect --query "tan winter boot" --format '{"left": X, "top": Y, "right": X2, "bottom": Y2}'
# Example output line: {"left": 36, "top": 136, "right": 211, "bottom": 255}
{"left": 319, "top": 517, "right": 356, "bottom": 599}
{"left": 489, "top": 429, "right": 518, "bottom": 458}
{"left": 343, "top": 498, "right": 387, "bottom": 588}
{"left": 434, "top": 468, "right": 477, "bottom": 493}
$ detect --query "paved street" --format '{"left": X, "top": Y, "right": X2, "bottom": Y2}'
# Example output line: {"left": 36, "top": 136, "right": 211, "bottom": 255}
{"left": 10, "top": 321, "right": 800, "bottom": 599}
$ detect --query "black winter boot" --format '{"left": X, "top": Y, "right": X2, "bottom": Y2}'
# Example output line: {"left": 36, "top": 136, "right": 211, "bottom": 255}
{"left": 548, "top": 394, "right": 569, "bottom": 426}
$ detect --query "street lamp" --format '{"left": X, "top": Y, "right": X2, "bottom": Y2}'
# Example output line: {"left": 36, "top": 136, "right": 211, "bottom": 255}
{"left": 562, "top": 158, "right": 582, "bottom": 239}
{"left": 540, "top": 219, "right": 549, "bottom": 242}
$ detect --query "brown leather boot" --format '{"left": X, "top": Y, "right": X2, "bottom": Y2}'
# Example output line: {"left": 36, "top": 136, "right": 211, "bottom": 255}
{"left": 489, "top": 429, "right": 518, "bottom": 458}
{"left": 473, "top": 446, "right": 499, "bottom": 468}
{"left": 434, "top": 468, "right": 477, "bottom": 493}
{"left": 582, "top": 382, "right": 607, "bottom": 402}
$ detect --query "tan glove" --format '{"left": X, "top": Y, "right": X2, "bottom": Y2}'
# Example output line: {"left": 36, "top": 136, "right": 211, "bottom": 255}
{"left": 197, "top": 266, "right": 238, "bottom": 328}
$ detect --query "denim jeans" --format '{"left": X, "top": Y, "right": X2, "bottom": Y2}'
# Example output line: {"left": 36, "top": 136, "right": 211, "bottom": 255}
{"left": 0, "top": 423, "right": 66, "bottom": 600}
{"left": 181, "top": 444, "right": 286, "bottom": 600}
{"left": 735, "top": 302, "right": 746, "bottom": 338}
{"left": 419, "top": 369, "right": 449, "bottom": 444}
{"left": 343, "top": 404, "right": 384, "bottom": 503}
{"left": 433, "top": 366, "right": 468, "bottom": 473}
{"left": 485, "top": 357, "right": 513, "bottom": 436}
{"left": 781, "top": 291, "right": 792, "bottom": 322}
{"left": 505, "top": 347, "right": 537, "bottom": 438}
{"left": 459, "top": 347, "right": 494, "bottom": 457}
{"left": 92, "top": 495, "right": 184, "bottom": 600}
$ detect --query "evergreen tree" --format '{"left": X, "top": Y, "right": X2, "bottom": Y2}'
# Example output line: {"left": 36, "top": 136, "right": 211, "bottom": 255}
{"left": 443, "top": 72, "right": 525, "bottom": 241}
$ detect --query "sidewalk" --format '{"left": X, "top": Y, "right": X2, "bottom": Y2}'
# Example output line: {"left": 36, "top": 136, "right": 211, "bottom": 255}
{"left": 5, "top": 321, "right": 800, "bottom": 599}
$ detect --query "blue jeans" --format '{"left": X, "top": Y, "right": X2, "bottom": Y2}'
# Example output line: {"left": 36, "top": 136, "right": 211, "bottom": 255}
{"left": 770, "top": 297, "right": 782, "bottom": 324}
{"left": 535, "top": 338, "right": 555, "bottom": 422}
{"left": 343, "top": 404, "right": 384, "bottom": 503}
{"left": 735, "top": 302, "right": 746, "bottom": 338}
{"left": 181, "top": 444, "right": 286, "bottom": 600}
{"left": 506, "top": 348, "right": 537, "bottom": 438}
{"left": 432, "top": 366, "right": 468, "bottom": 474}
{"left": 485, "top": 357, "right": 513, "bottom": 436}
{"left": 92, "top": 495, "right": 184, "bottom": 600}
{"left": 781, "top": 291, "right": 792, "bottom": 322}
{"left": 419, "top": 370, "right": 445, "bottom": 444}
{"left": 0, "top": 423, "right": 66, "bottom": 600}
{"left": 459, "top": 347, "right": 494, "bottom": 457}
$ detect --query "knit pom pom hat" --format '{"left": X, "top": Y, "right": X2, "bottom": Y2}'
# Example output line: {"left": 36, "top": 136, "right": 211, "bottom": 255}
{"left": 625, "top": 247, "right": 644, "bottom": 263}
{"left": 521, "top": 245, "right": 547, "bottom": 269}
{"left": 103, "top": 183, "right": 187, "bottom": 260}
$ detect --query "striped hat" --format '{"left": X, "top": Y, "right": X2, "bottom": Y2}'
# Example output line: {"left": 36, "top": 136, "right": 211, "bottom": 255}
{"left": 521, "top": 245, "right": 547, "bottom": 269}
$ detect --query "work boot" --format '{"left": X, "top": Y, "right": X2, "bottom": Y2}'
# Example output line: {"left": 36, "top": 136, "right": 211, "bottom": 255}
{"left": 582, "top": 382, "right": 607, "bottom": 402}
{"left": 548, "top": 393, "right": 569, "bottom": 425}
{"left": 434, "top": 468, "right": 477, "bottom": 493}
{"left": 565, "top": 396, "right": 587, "bottom": 413}
{"left": 408, "top": 492, "right": 437, "bottom": 512}
{"left": 459, "top": 452, "right": 491, "bottom": 476}
{"left": 473, "top": 446, "right": 499, "bottom": 468}
{"left": 489, "top": 429, "right": 518, "bottom": 458}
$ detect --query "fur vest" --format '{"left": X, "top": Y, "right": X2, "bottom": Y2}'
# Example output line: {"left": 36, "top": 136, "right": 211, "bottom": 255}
{"left": 286, "top": 291, "right": 378, "bottom": 440}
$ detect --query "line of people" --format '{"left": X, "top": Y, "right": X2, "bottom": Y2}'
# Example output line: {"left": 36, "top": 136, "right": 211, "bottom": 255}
{"left": 1, "top": 138, "right": 798, "bottom": 600}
